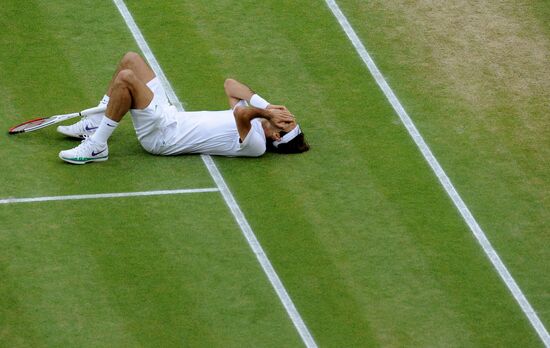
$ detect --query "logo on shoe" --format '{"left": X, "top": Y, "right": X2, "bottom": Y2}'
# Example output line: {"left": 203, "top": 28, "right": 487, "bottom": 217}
{"left": 85, "top": 125, "right": 98, "bottom": 131}
{"left": 92, "top": 149, "right": 106, "bottom": 157}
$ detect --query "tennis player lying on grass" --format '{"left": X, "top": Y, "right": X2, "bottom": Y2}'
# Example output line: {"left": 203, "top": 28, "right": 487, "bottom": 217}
{"left": 58, "top": 52, "right": 309, "bottom": 164}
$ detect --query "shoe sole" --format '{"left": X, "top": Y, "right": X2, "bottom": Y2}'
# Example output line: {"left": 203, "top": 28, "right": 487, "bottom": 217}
{"left": 59, "top": 154, "right": 108, "bottom": 164}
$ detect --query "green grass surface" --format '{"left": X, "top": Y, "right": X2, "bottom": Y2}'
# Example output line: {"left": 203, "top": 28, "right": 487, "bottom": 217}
{"left": 0, "top": 0, "right": 548, "bottom": 347}
{"left": 336, "top": 0, "right": 550, "bottom": 330}
{"left": 0, "top": 196, "right": 301, "bottom": 347}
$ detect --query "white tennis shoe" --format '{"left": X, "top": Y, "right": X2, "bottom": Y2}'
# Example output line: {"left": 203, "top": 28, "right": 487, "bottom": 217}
{"left": 57, "top": 115, "right": 102, "bottom": 139}
{"left": 59, "top": 138, "right": 108, "bottom": 164}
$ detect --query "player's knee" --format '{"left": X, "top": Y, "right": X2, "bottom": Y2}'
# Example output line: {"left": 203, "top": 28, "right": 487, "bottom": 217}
{"left": 224, "top": 78, "right": 236, "bottom": 90}
{"left": 121, "top": 51, "right": 142, "bottom": 69}
{"left": 115, "top": 69, "right": 136, "bottom": 86}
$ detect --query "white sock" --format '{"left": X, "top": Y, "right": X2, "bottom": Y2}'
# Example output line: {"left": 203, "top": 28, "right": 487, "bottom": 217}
{"left": 91, "top": 116, "right": 118, "bottom": 144}
{"left": 99, "top": 94, "right": 110, "bottom": 107}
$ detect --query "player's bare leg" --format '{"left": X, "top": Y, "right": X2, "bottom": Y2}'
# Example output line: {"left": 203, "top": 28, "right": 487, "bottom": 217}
{"left": 59, "top": 52, "right": 155, "bottom": 164}
{"left": 106, "top": 51, "right": 156, "bottom": 97}
{"left": 57, "top": 52, "right": 156, "bottom": 139}
{"left": 105, "top": 68, "right": 153, "bottom": 122}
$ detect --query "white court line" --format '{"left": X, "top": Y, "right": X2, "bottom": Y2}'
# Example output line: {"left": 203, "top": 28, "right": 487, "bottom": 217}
{"left": 324, "top": 0, "right": 550, "bottom": 346}
{"left": 112, "top": 1, "right": 318, "bottom": 347}
{"left": 0, "top": 188, "right": 219, "bottom": 205}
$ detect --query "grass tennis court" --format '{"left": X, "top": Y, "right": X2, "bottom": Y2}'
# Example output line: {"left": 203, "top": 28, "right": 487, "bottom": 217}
{"left": 1, "top": 0, "right": 548, "bottom": 347}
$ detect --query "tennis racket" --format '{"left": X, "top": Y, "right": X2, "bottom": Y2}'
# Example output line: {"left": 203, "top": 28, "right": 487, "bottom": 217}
{"left": 8, "top": 105, "right": 107, "bottom": 134}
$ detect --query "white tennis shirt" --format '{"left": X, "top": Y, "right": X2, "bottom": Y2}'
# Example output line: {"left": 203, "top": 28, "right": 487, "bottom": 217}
{"left": 160, "top": 108, "right": 267, "bottom": 157}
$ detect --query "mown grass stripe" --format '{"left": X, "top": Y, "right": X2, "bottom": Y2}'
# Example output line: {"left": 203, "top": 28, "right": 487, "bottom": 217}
{"left": 324, "top": 0, "right": 550, "bottom": 346}
{"left": 0, "top": 188, "right": 219, "bottom": 204}
{"left": 112, "top": 1, "right": 318, "bottom": 347}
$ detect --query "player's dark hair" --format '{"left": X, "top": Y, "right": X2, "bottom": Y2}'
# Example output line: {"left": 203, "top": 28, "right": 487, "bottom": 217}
{"left": 266, "top": 131, "right": 310, "bottom": 154}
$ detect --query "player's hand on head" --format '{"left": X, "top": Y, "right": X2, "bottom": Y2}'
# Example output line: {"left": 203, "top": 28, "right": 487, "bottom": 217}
{"left": 282, "top": 119, "right": 297, "bottom": 132}
{"left": 268, "top": 108, "right": 295, "bottom": 129}
{"left": 267, "top": 104, "right": 289, "bottom": 112}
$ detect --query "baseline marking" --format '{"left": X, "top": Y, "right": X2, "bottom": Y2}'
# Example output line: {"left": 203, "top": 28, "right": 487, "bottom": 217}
{"left": 324, "top": 0, "right": 550, "bottom": 346}
{"left": 112, "top": 1, "right": 318, "bottom": 347}
{"left": 0, "top": 188, "right": 219, "bottom": 205}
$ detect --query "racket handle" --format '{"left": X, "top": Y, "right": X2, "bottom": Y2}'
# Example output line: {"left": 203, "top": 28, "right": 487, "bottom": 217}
{"left": 80, "top": 105, "right": 107, "bottom": 116}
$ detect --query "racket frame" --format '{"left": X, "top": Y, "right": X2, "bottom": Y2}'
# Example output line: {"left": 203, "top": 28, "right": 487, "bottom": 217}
{"left": 8, "top": 105, "right": 107, "bottom": 134}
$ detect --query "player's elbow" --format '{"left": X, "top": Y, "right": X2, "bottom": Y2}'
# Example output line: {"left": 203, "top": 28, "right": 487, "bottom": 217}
{"left": 224, "top": 78, "right": 237, "bottom": 95}
{"left": 224, "top": 78, "right": 237, "bottom": 87}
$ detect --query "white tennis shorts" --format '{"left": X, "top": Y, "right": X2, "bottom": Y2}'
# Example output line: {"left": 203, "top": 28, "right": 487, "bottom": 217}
{"left": 130, "top": 77, "right": 177, "bottom": 154}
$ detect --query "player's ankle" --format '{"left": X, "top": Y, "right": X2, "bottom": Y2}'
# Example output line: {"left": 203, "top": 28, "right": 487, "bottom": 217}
{"left": 90, "top": 116, "right": 118, "bottom": 144}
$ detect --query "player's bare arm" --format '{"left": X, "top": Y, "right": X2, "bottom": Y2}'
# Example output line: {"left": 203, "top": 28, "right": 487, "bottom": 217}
{"left": 224, "top": 78, "right": 297, "bottom": 140}
{"left": 224, "top": 78, "right": 291, "bottom": 112}
{"left": 233, "top": 106, "right": 294, "bottom": 141}
{"left": 224, "top": 78, "right": 254, "bottom": 109}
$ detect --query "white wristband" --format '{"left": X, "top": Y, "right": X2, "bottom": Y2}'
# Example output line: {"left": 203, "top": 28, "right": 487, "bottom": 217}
{"left": 250, "top": 94, "right": 270, "bottom": 109}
